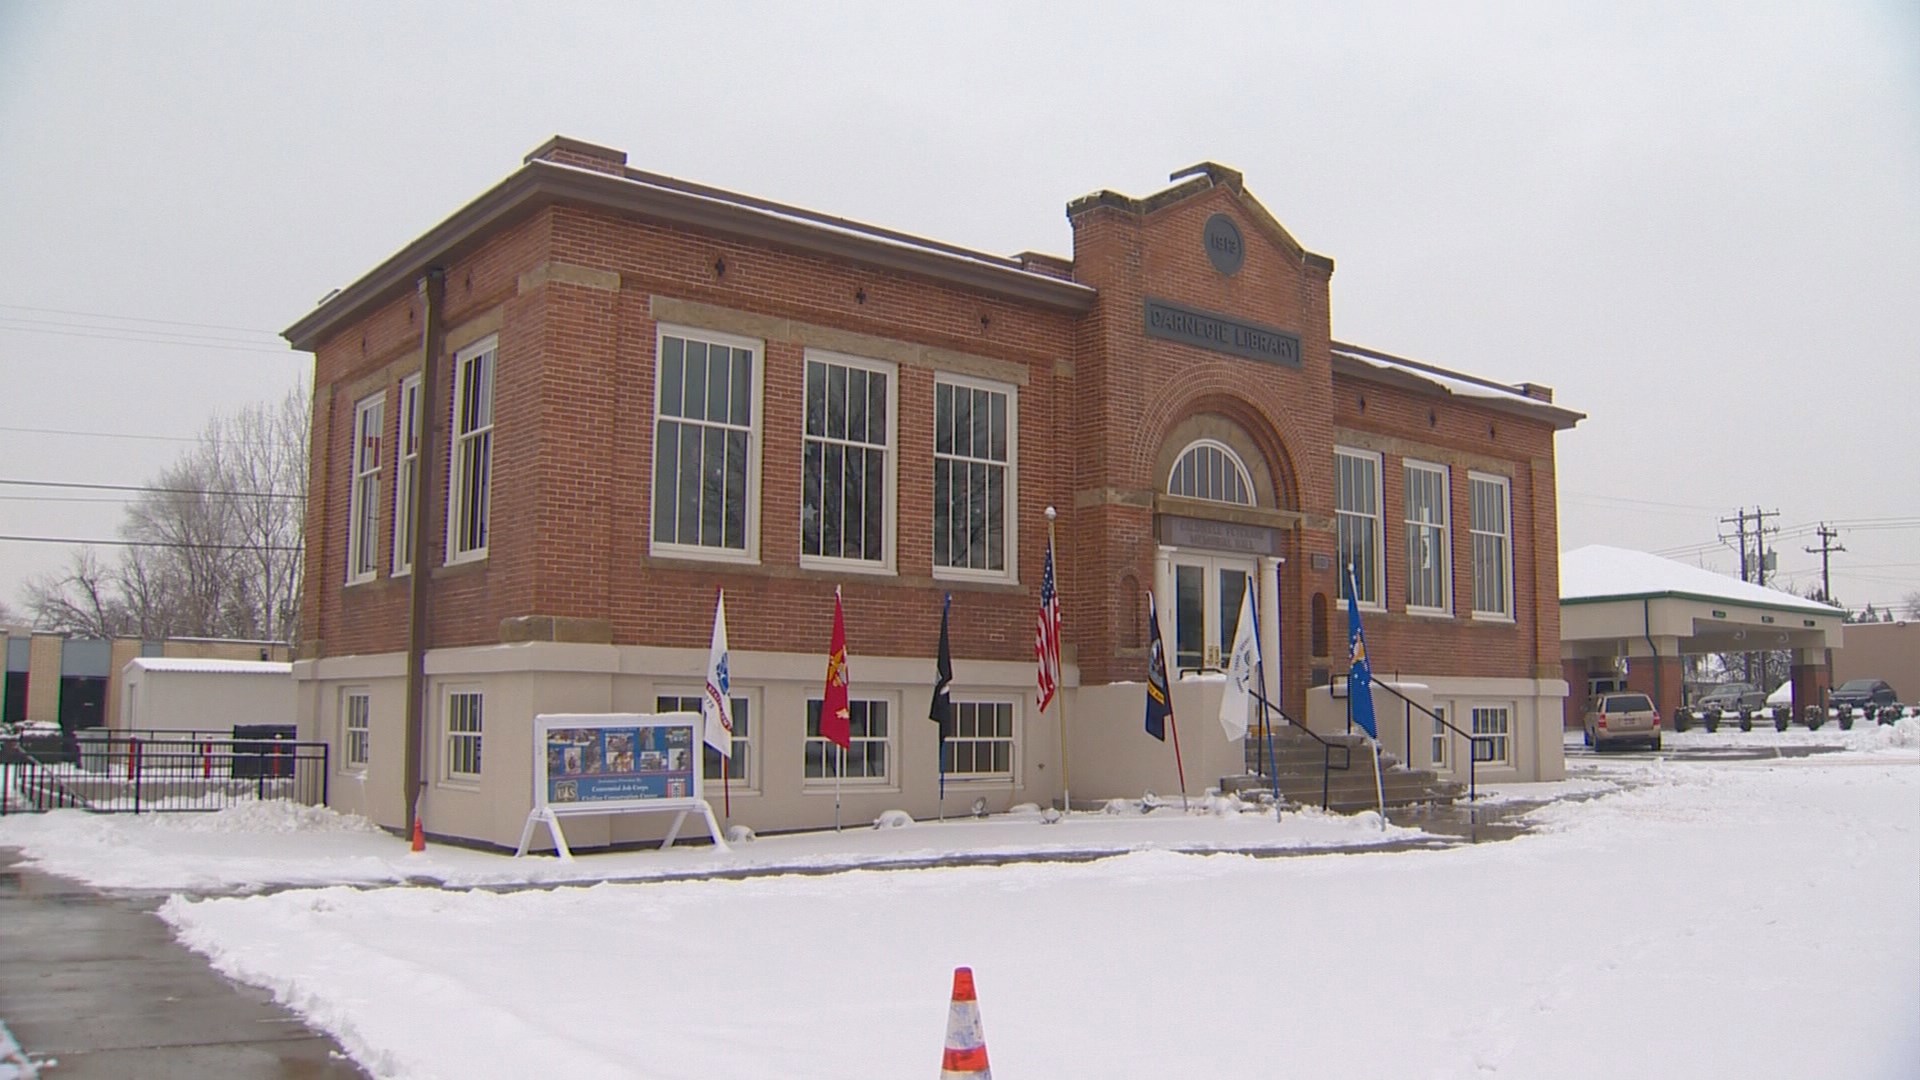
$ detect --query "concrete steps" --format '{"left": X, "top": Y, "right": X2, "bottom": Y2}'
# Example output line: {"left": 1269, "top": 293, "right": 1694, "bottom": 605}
{"left": 1223, "top": 729, "right": 1464, "bottom": 812}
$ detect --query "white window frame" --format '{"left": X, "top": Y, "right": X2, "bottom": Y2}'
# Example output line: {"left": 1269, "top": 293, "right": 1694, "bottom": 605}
{"left": 800, "top": 349, "right": 897, "bottom": 574}
{"left": 1168, "top": 439, "right": 1255, "bottom": 506}
{"left": 441, "top": 684, "right": 484, "bottom": 785}
{"left": 1335, "top": 447, "right": 1384, "bottom": 609}
{"left": 804, "top": 694, "right": 897, "bottom": 789}
{"left": 446, "top": 337, "right": 496, "bottom": 565}
{"left": 392, "top": 373, "right": 422, "bottom": 576}
{"left": 1403, "top": 459, "right": 1451, "bottom": 615}
{"left": 340, "top": 687, "right": 370, "bottom": 773}
{"left": 1470, "top": 703, "right": 1512, "bottom": 767}
{"left": 655, "top": 686, "right": 760, "bottom": 792}
{"left": 932, "top": 373, "right": 1017, "bottom": 582}
{"left": 346, "top": 392, "right": 384, "bottom": 585}
{"left": 1469, "top": 471, "right": 1514, "bottom": 621}
{"left": 941, "top": 698, "right": 1018, "bottom": 783}
{"left": 1430, "top": 702, "right": 1449, "bottom": 771}
{"left": 650, "top": 324, "right": 764, "bottom": 564}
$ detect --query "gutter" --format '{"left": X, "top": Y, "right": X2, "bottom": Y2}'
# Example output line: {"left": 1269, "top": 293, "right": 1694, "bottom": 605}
{"left": 403, "top": 269, "right": 445, "bottom": 836}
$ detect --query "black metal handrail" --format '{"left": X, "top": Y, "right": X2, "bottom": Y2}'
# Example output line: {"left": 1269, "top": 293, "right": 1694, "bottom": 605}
{"left": 1246, "top": 689, "right": 1351, "bottom": 810}
{"left": 1370, "top": 680, "right": 1492, "bottom": 802}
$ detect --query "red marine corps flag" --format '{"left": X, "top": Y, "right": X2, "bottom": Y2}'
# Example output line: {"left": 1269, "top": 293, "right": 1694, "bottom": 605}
{"left": 823, "top": 587, "right": 851, "bottom": 750}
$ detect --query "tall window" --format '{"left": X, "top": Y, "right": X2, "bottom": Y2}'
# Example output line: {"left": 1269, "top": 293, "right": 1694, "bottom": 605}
{"left": 346, "top": 393, "right": 384, "bottom": 583}
{"left": 1403, "top": 461, "right": 1450, "bottom": 612}
{"left": 1169, "top": 440, "right": 1254, "bottom": 505}
{"left": 942, "top": 700, "right": 1015, "bottom": 779}
{"left": 392, "top": 374, "right": 422, "bottom": 575}
{"left": 657, "top": 693, "right": 752, "bottom": 784}
{"left": 1335, "top": 448, "right": 1382, "bottom": 606}
{"left": 802, "top": 353, "right": 893, "bottom": 567}
{"left": 933, "top": 377, "right": 1013, "bottom": 575}
{"left": 1470, "top": 473, "right": 1512, "bottom": 618}
{"left": 444, "top": 687, "right": 484, "bottom": 781}
{"left": 342, "top": 688, "right": 370, "bottom": 771}
{"left": 653, "top": 328, "right": 758, "bottom": 557}
{"left": 805, "top": 698, "right": 890, "bottom": 782}
{"left": 1471, "top": 704, "right": 1510, "bottom": 766}
{"left": 448, "top": 338, "right": 495, "bottom": 563}
{"left": 1431, "top": 704, "right": 1448, "bottom": 769}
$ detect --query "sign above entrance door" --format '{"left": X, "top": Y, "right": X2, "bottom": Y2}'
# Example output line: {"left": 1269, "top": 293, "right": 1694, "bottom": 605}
{"left": 1159, "top": 514, "right": 1282, "bottom": 557}
{"left": 1204, "top": 213, "right": 1244, "bottom": 275}
{"left": 1144, "top": 297, "right": 1302, "bottom": 368}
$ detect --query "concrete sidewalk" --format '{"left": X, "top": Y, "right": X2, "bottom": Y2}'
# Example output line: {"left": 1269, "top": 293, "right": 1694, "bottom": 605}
{"left": 0, "top": 853, "right": 364, "bottom": 1079}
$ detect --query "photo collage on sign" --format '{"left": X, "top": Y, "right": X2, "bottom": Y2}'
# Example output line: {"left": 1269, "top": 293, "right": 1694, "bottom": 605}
{"left": 545, "top": 721, "right": 696, "bottom": 804}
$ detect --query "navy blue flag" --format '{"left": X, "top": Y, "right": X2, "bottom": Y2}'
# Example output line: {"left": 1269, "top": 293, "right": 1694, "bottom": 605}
{"left": 1345, "top": 565, "right": 1378, "bottom": 739}
{"left": 1145, "top": 591, "right": 1173, "bottom": 742}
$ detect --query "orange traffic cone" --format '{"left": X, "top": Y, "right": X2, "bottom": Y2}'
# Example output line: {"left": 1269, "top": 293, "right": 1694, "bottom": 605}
{"left": 940, "top": 966, "right": 991, "bottom": 1078}
{"left": 410, "top": 815, "right": 426, "bottom": 853}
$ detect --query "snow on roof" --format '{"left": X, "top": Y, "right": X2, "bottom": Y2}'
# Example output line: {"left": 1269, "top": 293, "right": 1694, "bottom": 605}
{"left": 125, "top": 657, "right": 292, "bottom": 676}
{"left": 1561, "top": 545, "right": 1840, "bottom": 616}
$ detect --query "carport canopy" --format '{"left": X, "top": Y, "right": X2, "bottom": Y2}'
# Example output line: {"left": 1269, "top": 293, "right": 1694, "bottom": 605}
{"left": 1559, "top": 545, "right": 1846, "bottom": 718}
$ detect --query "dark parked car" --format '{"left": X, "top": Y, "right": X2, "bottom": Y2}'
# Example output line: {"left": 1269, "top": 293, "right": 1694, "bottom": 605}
{"left": 1696, "top": 682, "right": 1766, "bottom": 712}
{"left": 1830, "top": 679, "right": 1899, "bottom": 724}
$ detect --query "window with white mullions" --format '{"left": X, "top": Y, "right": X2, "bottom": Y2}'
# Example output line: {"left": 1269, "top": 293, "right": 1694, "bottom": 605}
{"left": 804, "top": 698, "right": 890, "bottom": 782}
{"left": 448, "top": 338, "right": 495, "bottom": 562}
{"left": 1403, "top": 461, "right": 1450, "bottom": 612}
{"left": 657, "top": 693, "right": 752, "bottom": 784}
{"left": 802, "top": 353, "right": 893, "bottom": 566}
{"left": 347, "top": 393, "right": 384, "bottom": 583}
{"left": 933, "top": 377, "right": 1012, "bottom": 574}
{"left": 1335, "top": 448, "right": 1382, "bottom": 606}
{"left": 1469, "top": 473, "right": 1512, "bottom": 617}
{"left": 1471, "top": 704, "right": 1510, "bottom": 765}
{"left": 653, "top": 331, "right": 756, "bottom": 554}
{"left": 1431, "top": 704, "right": 1448, "bottom": 769}
{"left": 342, "top": 688, "right": 370, "bottom": 771}
{"left": 941, "top": 700, "right": 1014, "bottom": 778}
{"left": 1169, "top": 440, "right": 1254, "bottom": 505}
{"left": 444, "top": 688, "right": 484, "bottom": 781}
{"left": 392, "top": 374, "right": 422, "bottom": 575}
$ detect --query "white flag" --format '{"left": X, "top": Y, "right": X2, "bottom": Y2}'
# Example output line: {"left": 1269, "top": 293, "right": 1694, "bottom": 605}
{"left": 1218, "top": 587, "right": 1259, "bottom": 742}
{"left": 702, "top": 591, "right": 734, "bottom": 758}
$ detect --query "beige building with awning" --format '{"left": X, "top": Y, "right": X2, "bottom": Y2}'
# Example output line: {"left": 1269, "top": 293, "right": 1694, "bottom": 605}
{"left": 1558, "top": 545, "right": 1846, "bottom": 725}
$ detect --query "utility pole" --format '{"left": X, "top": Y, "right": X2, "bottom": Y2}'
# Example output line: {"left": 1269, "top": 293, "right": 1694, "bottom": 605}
{"left": 1805, "top": 523, "right": 1845, "bottom": 606}
{"left": 1751, "top": 507, "right": 1779, "bottom": 588}
{"left": 1720, "top": 509, "right": 1751, "bottom": 583}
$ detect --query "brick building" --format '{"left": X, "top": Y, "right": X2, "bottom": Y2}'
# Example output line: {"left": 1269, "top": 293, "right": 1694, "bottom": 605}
{"left": 284, "top": 137, "right": 1580, "bottom": 848}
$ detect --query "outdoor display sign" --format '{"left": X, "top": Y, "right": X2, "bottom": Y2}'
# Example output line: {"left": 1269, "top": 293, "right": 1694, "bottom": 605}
{"left": 515, "top": 712, "right": 728, "bottom": 859}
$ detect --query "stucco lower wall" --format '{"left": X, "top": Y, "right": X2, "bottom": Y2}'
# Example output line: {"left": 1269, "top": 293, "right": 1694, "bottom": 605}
{"left": 1304, "top": 676, "right": 1566, "bottom": 783}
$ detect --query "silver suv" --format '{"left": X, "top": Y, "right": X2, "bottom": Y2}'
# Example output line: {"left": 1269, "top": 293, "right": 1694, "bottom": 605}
{"left": 1583, "top": 692, "right": 1662, "bottom": 751}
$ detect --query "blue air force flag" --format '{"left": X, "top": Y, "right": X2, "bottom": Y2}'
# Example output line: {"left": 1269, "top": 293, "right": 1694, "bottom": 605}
{"left": 1345, "top": 566, "right": 1378, "bottom": 739}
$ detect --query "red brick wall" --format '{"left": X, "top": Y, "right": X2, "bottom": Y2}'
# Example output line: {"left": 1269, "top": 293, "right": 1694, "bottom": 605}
{"left": 299, "top": 168, "right": 1568, "bottom": 712}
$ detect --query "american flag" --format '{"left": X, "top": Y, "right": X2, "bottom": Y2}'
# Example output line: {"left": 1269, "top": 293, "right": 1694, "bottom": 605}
{"left": 1035, "top": 536, "right": 1062, "bottom": 712}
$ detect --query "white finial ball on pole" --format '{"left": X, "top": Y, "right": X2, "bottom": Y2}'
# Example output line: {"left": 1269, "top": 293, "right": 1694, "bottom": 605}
{"left": 1044, "top": 505, "right": 1057, "bottom": 521}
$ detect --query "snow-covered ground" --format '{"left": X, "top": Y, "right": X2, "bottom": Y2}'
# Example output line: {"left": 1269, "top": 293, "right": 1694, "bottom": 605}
{"left": 3, "top": 720, "right": 1917, "bottom": 1079}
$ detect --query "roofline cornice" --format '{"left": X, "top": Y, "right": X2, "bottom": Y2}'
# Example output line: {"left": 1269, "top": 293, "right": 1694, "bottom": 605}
{"left": 1331, "top": 351, "right": 1585, "bottom": 430}
{"left": 285, "top": 161, "right": 1097, "bottom": 351}
{"left": 1561, "top": 590, "right": 1844, "bottom": 619}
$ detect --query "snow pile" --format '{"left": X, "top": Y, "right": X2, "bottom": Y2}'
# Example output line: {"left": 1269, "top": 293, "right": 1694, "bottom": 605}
{"left": 871, "top": 810, "right": 914, "bottom": 829}
{"left": 1840, "top": 714, "right": 1920, "bottom": 751}
{"left": 156, "top": 799, "right": 386, "bottom": 835}
{"left": 0, "top": 1019, "right": 37, "bottom": 1080}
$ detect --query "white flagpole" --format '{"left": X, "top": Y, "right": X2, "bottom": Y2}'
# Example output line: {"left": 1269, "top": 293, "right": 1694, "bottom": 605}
{"left": 1369, "top": 736, "right": 1387, "bottom": 830}
{"left": 1047, "top": 506, "right": 1071, "bottom": 815}
{"left": 835, "top": 746, "right": 843, "bottom": 832}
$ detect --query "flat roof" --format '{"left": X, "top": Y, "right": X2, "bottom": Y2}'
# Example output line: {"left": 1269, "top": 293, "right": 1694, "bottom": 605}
{"left": 126, "top": 657, "right": 293, "bottom": 676}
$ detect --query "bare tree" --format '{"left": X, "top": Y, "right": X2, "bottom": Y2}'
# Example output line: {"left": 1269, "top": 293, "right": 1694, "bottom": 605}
{"left": 1902, "top": 590, "right": 1920, "bottom": 621}
{"left": 24, "top": 386, "right": 309, "bottom": 644}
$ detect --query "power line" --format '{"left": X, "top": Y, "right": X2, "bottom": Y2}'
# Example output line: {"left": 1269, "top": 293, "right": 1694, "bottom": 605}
{"left": 0, "top": 302, "right": 281, "bottom": 338}
{"left": 0, "top": 323, "right": 296, "bottom": 356}
{"left": 0, "top": 424, "right": 201, "bottom": 444}
{"left": 0, "top": 479, "right": 305, "bottom": 500}
{"left": 0, "top": 534, "right": 303, "bottom": 553}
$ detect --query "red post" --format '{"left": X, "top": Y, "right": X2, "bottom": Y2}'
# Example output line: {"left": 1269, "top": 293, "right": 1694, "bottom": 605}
{"left": 129, "top": 737, "right": 141, "bottom": 781}
{"left": 202, "top": 741, "right": 212, "bottom": 779}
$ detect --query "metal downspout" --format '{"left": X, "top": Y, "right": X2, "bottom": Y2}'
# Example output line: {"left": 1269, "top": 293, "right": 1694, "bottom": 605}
{"left": 1643, "top": 598, "right": 1661, "bottom": 713}
{"left": 404, "top": 269, "right": 445, "bottom": 834}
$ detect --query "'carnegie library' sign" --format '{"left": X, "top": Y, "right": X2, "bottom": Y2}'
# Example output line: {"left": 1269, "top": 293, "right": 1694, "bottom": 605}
{"left": 1143, "top": 297, "right": 1302, "bottom": 368}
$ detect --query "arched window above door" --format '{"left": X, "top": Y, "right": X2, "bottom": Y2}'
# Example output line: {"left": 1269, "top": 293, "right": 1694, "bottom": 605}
{"left": 1168, "top": 440, "right": 1255, "bottom": 506}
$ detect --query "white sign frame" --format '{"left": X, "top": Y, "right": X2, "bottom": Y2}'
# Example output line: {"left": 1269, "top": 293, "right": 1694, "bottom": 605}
{"left": 515, "top": 711, "right": 729, "bottom": 859}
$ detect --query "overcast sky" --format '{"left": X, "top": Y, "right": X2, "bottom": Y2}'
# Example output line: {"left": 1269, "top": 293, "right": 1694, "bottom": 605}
{"left": 1, "top": 2, "right": 1916, "bottom": 623}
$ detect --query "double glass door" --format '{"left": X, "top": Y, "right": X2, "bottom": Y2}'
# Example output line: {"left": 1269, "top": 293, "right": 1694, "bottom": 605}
{"left": 1171, "top": 554, "right": 1257, "bottom": 673}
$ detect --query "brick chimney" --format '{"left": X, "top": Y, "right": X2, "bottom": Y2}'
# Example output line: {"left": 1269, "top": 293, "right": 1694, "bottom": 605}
{"left": 524, "top": 136, "right": 628, "bottom": 177}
